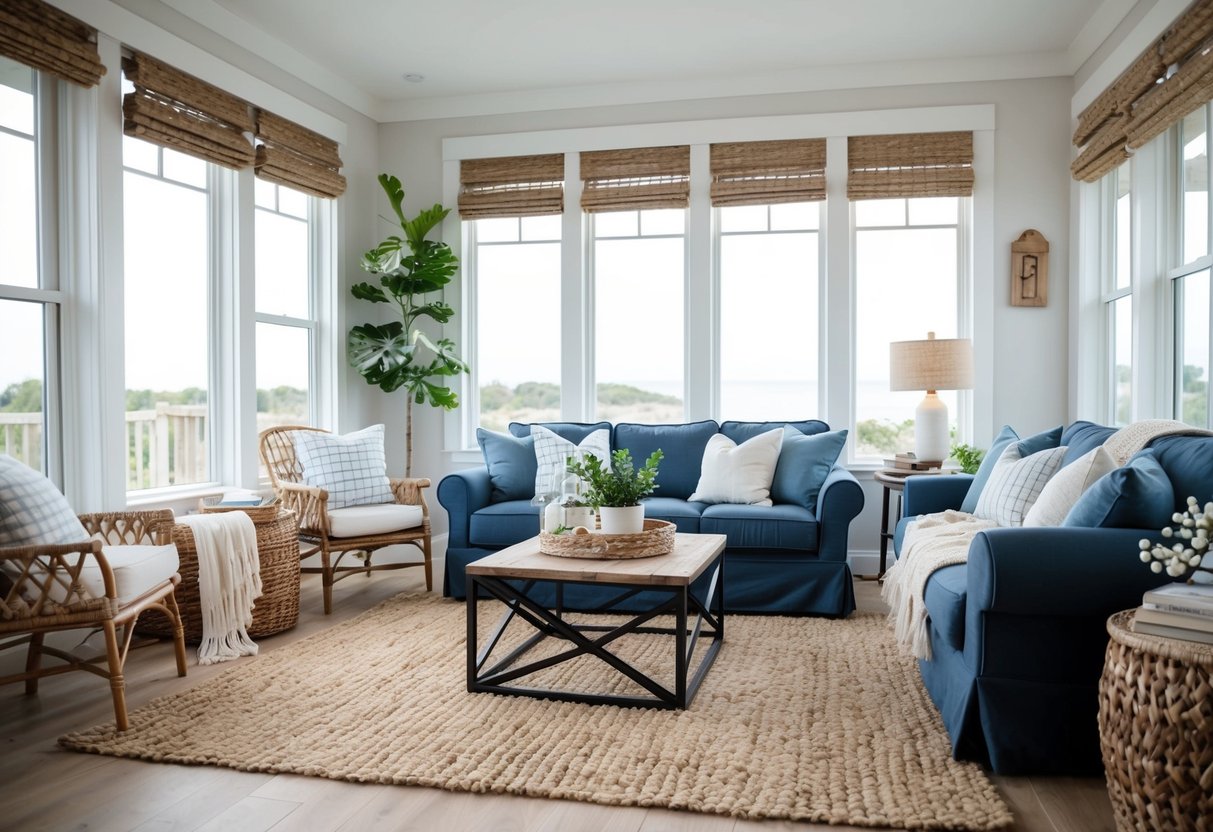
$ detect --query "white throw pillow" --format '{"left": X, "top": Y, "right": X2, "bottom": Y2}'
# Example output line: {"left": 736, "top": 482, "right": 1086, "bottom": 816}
{"left": 293, "top": 425, "right": 394, "bottom": 510}
{"left": 689, "top": 428, "right": 784, "bottom": 506}
{"left": 1022, "top": 447, "right": 1117, "bottom": 527}
{"left": 974, "top": 444, "right": 1066, "bottom": 527}
{"left": 530, "top": 425, "right": 611, "bottom": 494}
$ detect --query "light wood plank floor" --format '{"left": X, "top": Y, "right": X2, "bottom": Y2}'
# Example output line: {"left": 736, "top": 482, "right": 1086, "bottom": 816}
{"left": 0, "top": 557, "right": 1115, "bottom": 832}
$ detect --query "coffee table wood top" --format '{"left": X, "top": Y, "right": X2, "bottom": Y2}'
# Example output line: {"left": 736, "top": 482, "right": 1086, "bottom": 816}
{"left": 466, "top": 532, "right": 726, "bottom": 587}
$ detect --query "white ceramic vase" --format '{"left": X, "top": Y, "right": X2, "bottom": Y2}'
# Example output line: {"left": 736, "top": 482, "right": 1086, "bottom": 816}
{"left": 599, "top": 504, "right": 645, "bottom": 534}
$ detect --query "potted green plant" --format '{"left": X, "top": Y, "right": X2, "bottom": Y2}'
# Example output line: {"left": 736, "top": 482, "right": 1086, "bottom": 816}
{"left": 567, "top": 448, "right": 663, "bottom": 534}
{"left": 948, "top": 442, "right": 984, "bottom": 475}
{"left": 347, "top": 174, "right": 469, "bottom": 475}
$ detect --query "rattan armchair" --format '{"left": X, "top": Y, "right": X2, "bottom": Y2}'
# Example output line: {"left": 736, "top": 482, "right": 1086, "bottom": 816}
{"left": 259, "top": 426, "right": 433, "bottom": 614}
{"left": 0, "top": 509, "right": 187, "bottom": 731}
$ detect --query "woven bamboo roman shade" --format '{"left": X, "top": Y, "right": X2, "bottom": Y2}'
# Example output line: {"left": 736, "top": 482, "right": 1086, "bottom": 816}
{"left": 1072, "top": 0, "right": 1213, "bottom": 182}
{"left": 123, "top": 52, "right": 254, "bottom": 170}
{"left": 0, "top": 0, "right": 105, "bottom": 87}
{"left": 847, "top": 132, "right": 974, "bottom": 199}
{"left": 710, "top": 139, "right": 826, "bottom": 206}
{"left": 458, "top": 154, "right": 563, "bottom": 218}
{"left": 255, "top": 110, "right": 346, "bottom": 198}
{"left": 580, "top": 146, "right": 690, "bottom": 212}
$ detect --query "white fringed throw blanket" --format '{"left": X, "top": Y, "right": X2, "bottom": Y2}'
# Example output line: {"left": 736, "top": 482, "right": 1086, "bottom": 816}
{"left": 882, "top": 510, "right": 996, "bottom": 660}
{"left": 1102, "top": 418, "right": 1213, "bottom": 465}
{"left": 177, "top": 513, "right": 262, "bottom": 665}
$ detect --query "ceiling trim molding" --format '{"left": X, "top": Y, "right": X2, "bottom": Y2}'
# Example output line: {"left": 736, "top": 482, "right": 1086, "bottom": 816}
{"left": 1066, "top": 0, "right": 1140, "bottom": 74}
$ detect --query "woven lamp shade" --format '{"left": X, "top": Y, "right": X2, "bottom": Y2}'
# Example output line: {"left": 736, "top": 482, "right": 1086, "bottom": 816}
{"left": 889, "top": 333, "right": 973, "bottom": 392}
{"left": 0, "top": 0, "right": 105, "bottom": 87}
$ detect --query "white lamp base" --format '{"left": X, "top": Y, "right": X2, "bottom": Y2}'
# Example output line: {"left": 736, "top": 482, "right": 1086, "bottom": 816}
{"left": 914, "top": 392, "right": 950, "bottom": 462}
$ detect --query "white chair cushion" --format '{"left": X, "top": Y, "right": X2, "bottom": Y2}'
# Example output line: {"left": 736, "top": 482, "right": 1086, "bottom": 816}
{"left": 328, "top": 504, "right": 424, "bottom": 538}
{"left": 91, "top": 544, "right": 180, "bottom": 604}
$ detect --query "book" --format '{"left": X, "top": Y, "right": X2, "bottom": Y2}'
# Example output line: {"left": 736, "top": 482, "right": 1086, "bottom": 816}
{"left": 882, "top": 454, "right": 944, "bottom": 471}
{"left": 1134, "top": 605, "right": 1213, "bottom": 634}
{"left": 217, "top": 490, "right": 268, "bottom": 507}
{"left": 1131, "top": 618, "right": 1213, "bottom": 645}
{"left": 1142, "top": 583, "right": 1213, "bottom": 618}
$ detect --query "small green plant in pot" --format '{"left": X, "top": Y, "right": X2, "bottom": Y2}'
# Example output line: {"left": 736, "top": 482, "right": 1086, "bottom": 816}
{"left": 949, "top": 442, "right": 984, "bottom": 475}
{"left": 567, "top": 448, "right": 663, "bottom": 534}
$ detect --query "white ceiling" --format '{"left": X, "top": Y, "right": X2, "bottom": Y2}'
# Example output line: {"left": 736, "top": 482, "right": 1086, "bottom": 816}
{"left": 162, "top": 0, "right": 1138, "bottom": 122}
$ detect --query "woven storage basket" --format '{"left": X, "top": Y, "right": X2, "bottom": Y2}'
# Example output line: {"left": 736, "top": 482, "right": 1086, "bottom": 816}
{"left": 198, "top": 495, "right": 281, "bottom": 523}
{"left": 139, "top": 510, "right": 301, "bottom": 642}
{"left": 1098, "top": 609, "right": 1213, "bottom": 832}
{"left": 539, "top": 518, "right": 675, "bottom": 559}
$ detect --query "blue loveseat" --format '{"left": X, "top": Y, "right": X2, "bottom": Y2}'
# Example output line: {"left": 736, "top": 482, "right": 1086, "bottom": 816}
{"left": 439, "top": 419, "right": 864, "bottom": 617}
{"left": 894, "top": 421, "right": 1211, "bottom": 775}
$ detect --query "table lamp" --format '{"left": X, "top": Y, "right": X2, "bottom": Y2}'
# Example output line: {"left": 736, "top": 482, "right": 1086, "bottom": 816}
{"left": 889, "top": 332, "right": 973, "bottom": 462}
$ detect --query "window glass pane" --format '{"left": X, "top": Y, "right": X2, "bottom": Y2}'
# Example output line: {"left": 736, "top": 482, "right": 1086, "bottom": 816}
{"left": 520, "top": 214, "right": 561, "bottom": 241}
{"left": 0, "top": 299, "right": 45, "bottom": 472}
{"left": 770, "top": 201, "right": 819, "bottom": 231}
{"left": 719, "top": 205, "right": 767, "bottom": 233}
{"left": 254, "top": 176, "right": 276, "bottom": 209}
{"left": 475, "top": 233, "right": 561, "bottom": 431}
{"left": 854, "top": 198, "right": 905, "bottom": 228}
{"left": 124, "top": 151, "right": 210, "bottom": 489}
{"left": 720, "top": 230, "right": 817, "bottom": 419}
{"left": 277, "top": 185, "right": 308, "bottom": 220}
{"left": 256, "top": 322, "right": 310, "bottom": 435}
{"left": 908, "top": 197, "right": 957, "bottom": 226}
{"left": 855, "top": 206, "right": 959, "bottom": 458}
{"left": 0, "top": 131, "right": 37, "bottom": 289}
{"left": 1112, "top": 295, "right": 1133, "bottom": 425}
{"left": 1115, "top": 164, "right": 1131, "bottom": 290}
{"left": 640, "top": 208, "right": 685, "bottom": 236}
{"left": 256, "top": 205, "right": 309, "bottom": 318}
{"left": 121, "top": 135, "right": 158, "bottom": 175}
{"left": 594, "top": 229, "right": 685, "bottom": 423}
{"left": 1177, "top": 270, "right": 1210, "bottom": 428}
{"left": 1183, "top": 108, "right": 1208, "bottom": 264}
{"left": 473, "top": 217, "right": 519, "bottom": 243}
{"left": 0, "top": 57, "right": 34, "bottom": 135}
{"left": 592, "top": 210, "right": 638, "bottom": 238}
{"left": 162, "top": 148, "right": 207, "bottom": 189}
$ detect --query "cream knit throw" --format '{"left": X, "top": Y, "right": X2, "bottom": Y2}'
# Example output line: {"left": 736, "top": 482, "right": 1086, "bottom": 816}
{"left": 1101, "top": 419, "right": 1213, "bottom": 465}
{"left": 882, "top": 510, "right": 997, "bottom": 660}
{"left": 177, "top": 513, "right": 262, "bottom": 665}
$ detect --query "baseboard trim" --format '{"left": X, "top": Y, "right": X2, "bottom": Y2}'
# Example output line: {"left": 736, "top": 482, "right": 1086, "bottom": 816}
{"left": 849, "top": 550, "right": 882, "bottom": 578}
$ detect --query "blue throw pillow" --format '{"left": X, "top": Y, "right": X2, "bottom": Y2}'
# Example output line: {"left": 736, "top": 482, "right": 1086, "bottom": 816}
{"left": 1060, "top": 421, "right": 1117, "bottom": 466}
{"left": 476, "top": 429, "right": 537, "bottom": 503}
{"left": 612, "top": 420, "right": 719, "bottom": 500}
{"left": 720, "top": 419, "right": 829, "bottom": 444}
{"left": 1016, "top": 425, "right": 1064, "bottom": 456}
{"left": 507, "top": 421, "right": 611, "bottom": 443}
{"left": 771, "top": 428, "right": 848, "bottom": 512}
{"left": 960, "top": 425, "right": 1019, "bottom": 513}
{"left": 1063, "top": 450, "right": 1176, "bottom": 529}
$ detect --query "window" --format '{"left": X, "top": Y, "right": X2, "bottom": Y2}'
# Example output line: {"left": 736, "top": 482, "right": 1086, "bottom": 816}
{"left": 718, "top": 202, "right": 820, "bottom": 419}
{"left": 1105, "top": 163, "right": 1133, "bottom": 425}
{"left": 1173, "top": 108, "right": 1212, "bottom": 428}
{"left": 470, "top": 215, "right": 562, "bottom": 431}
{"left": 255, "top": 179, "right": 316, "bottom": 437}
{"left": 592, "top": 209, "right": 686, "bottom": 423}
{"left": 0, "top": 57, "right": 58, "bottom": 476}
{"left": 853, "top": 197, "right": 964, "bottom": 457}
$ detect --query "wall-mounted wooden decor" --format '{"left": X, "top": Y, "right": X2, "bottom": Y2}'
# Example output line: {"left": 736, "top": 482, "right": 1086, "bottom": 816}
{"left": 1010, "top": 229, "right": 1049, "bottom": 307}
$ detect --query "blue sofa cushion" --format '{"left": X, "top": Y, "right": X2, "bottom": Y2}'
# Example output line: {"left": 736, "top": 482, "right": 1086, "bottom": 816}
{"left": 469, "top": 500, "right": 539, "bottom": 548}
{"left": 961, "top": 425, "right": 1019, "bottom": 513}
{"left": 1017, "top": 425, "right": 1064, "bottom": 456}
{"left": 612, "top": 420, "right": 719, "bottom": 500}
{"left": 771, "top": 428, "right": 847, "bottom": 512}
{"left": 700, "top": 503, "right": 817, "bottom": 551}
{"left": 1146, "top": 434, "right": 1213, "bottom": 508}
{"left": 1064, "top": 450, "right": 1176, "bottom": 529}
{"left": 719, "top": 419, "right": 829, "bottom": 443}
{"left": 640, "top": 496, "right": 708, "bottom": 532}
{"left": 509, "top": 421, "right": 612, "bottom": 443}
{"left": 475, "top": 429, "right": 537, "bottom": 503}
{"left": 1060, "top": 421, "right": 1117, "bottom": 466}
{"left": 924, "top": 564, "right": 967, "bottom": 652}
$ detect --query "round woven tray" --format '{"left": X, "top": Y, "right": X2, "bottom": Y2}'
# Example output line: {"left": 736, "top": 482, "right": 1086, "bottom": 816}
{"left": 139, "top": 510, "right": 301, "bottom": 642}
{"left": 1098, "top": 609, "right": 1213, "bottom": 831}
{"left": 539, "top": 518, "right": 675, "bottom": 559}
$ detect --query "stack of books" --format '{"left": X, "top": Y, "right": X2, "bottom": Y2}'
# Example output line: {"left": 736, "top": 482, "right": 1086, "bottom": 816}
{"left": 881, "top": 452, "right": 943, "bottom": 476}
{"left": 1133, "top": 583, "right": 1213, "bottom": 645}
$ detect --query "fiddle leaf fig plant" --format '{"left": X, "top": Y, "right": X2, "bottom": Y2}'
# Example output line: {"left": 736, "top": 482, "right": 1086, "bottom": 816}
{"left": 348, "top": 174, "right": 469, "bottom": 475}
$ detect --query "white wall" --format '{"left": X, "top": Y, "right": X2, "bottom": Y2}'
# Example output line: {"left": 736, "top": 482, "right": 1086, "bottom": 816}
{"left": 376, "top": 77, "right": 1075, "bottom": 557}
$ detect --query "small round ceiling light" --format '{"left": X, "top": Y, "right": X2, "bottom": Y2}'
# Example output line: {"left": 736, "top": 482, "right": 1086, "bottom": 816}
{"left": 402, "top": 73, "right": 425, "bottom": 83}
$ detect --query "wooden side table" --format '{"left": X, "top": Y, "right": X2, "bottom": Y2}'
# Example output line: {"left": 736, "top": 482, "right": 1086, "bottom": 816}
{"left": 1099, "top": 609, "right": 1212, "bottom": 831}
{"left": 868, "top": 470, "right": 944, "bottom": 579}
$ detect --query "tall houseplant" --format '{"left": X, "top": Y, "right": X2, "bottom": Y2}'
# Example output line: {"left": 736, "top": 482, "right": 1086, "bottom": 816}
{"left": 348, "top": 174, "right": 469, "bottom": 475}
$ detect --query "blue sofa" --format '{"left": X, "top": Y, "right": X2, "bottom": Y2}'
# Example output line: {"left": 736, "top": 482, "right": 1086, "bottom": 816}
{"left": 894, "top": 421, "right": 1211, "bottom": 775}
{"left": 439, "top": 419, "right": 865, "bottom": 617}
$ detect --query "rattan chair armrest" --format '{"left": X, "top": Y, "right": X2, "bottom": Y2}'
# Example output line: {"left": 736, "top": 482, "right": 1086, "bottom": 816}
{"left": 390, "top": 478, "right": 432, "bottom": 518}
{"left": 275, "top": 481, "right": 329, "bottom": 533}
{"left": 78, "top": 509, "right": 177, "bottom": 546}
{"left": 0, "top": 539, "right": 118, "bottom": 601}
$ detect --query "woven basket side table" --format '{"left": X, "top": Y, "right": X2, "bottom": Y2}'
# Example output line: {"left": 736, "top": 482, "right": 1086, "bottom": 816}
{"left": 139, "top": 509, "right": 301, "bottom": 642}
{"left": 1098, "top": 609, "right": 1213, "bottom": 832}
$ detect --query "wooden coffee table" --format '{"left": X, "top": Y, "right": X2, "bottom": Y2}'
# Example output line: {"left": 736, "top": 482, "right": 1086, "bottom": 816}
{"left": 466, "top": 532, "right": 726, "bottom": 709}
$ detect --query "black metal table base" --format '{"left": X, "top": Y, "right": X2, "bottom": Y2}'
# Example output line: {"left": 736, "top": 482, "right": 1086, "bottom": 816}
{"left": 466, "top": 557, "right": 723, "bottom": 709}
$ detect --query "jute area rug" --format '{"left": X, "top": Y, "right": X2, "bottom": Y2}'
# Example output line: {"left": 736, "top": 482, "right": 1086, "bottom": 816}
{"left": 61, "top": 594, "right": 1011, "bottom": 830}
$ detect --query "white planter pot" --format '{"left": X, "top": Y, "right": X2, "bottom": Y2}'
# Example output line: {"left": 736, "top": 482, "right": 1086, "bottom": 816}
{"left": 599, "top": 504, "right": 645, "bottom": 534}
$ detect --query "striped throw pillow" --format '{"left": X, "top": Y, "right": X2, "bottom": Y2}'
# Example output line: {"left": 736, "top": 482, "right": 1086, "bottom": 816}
{"left": 293, "top": 425, "right": 394, "bottom": 510}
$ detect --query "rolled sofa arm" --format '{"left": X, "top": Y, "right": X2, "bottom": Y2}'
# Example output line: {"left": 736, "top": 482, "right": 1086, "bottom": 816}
{"left": 815, "top": 465, "right": 865, "bottom": 562}
{"left": 437, "top": 467, "right": 493, "bottom": 549}
{"left": 902, "top": 474, "right": 972, "bottom": 517}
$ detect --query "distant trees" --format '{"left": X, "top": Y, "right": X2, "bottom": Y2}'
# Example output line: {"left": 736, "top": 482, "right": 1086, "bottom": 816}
{"left": 0, "top": 379, "right": 42, "bottom": 412}
{"left": 0, "top": 379, "right": 308, "bottom": 417}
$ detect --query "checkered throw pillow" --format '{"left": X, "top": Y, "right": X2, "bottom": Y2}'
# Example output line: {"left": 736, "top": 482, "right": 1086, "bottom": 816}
{"left": 0, "top": 454, "right": 88, "bottom": 547}
{"left": 974, "top": 444, "right": 1066, "bottom": 527}
{"left": 293, "top": 425, "right": 394, "bottom": 510}
{"left": 530, "top": 425, "right": 610, "bottom": 495}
